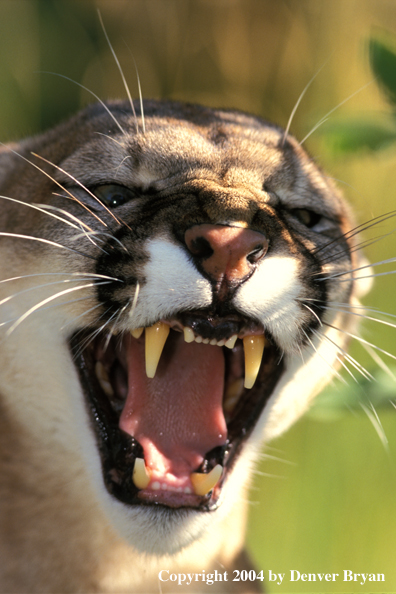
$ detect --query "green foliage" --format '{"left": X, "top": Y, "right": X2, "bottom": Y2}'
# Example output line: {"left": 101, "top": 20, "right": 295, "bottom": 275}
{"left": 319, "top": 31, "right": 396, "bottom": 156}
{"left": 369, "top": 34, "right": 396, "bottom": 106}
{"left": 309, "top": 367, "right": 396, "bottom": 420}
{"left": 318, "top": 114, "right": 396, "bottom": 154}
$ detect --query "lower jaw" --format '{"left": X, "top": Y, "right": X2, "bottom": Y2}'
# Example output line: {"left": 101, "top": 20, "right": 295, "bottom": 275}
{"left": 69, "top": 328, "right": 284, "bottom": 511}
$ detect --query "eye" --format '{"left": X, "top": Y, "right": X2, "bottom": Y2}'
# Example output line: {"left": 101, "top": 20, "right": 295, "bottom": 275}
{"left": 291, "top": 208, "right": 323, "bottom": 229}
{"left": 93, "top": 184, "right": 138, "bottom": 208}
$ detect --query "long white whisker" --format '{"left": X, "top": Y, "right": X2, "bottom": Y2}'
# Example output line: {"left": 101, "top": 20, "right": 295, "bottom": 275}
{"left": 301, "top": 328, "right": 345, "bottom": 384}
{"left": 322, "top": 305, "right": 396, "bottom": 332}
{"left": 70, "top": 230, "right": 129, "bottom": 254}
{"left": 0, "top": 143, "right": 108, "bottom": 228}
{"left": 129, "top": 281, "right": 140, "bottom": 319}
{"left": 104, "top": 302, "right": 130, "bottom": 351}
{"left": 97, "top": 10, "right": 139, "bottom": 135}
{"left": 31, "top": 152, "right": 123, "bottom": 228}
{"left": 360, "top": 342, "right": 396, "bottom": 382}
{"left": 312, "top": 209, "right": 396, "bottom": 258}
{"left": 0, "top": 271, "right": 121, "bottom": 285}
{"left": 313, "top": 328, "right": 373, "bottom": 381}
{"left": 299, "top": 79, "right": 374, "bottom": 145}
{"left": 360, "top": 402, "right": 389, "bottom": 451}
{"left": 38, "top": 202, "right": 96, "bottom": 231}
{"left": 327, "top": 270, "right": 396, "bottom": 282}
{"left": 40, "top": 71, "right": 126, "bottom": 135}
{"left": 323, "top": 322, "right": 396, "bottom": 362}
{"left": 0, "top": 195, "right": 93, "bottom": 233}
{"left": 301, "top": 302, "right": 322, "bottom": 326}
{"left": 60, "top": 302, "right": 106, "bottom": 332}
{"left": 0, "top": 232, "right": 96, "bottom": 260}
{"left": 0, "top": 276, "right": 119, "bottom": 308}
{"left": 6, "top": 281, "right": 112, "bottom": 335}
{"left": 319, "top": 256, "right": 396, "bottom": 281}
{"left": 281, "top": 62, "right": 328, "bottom": 147}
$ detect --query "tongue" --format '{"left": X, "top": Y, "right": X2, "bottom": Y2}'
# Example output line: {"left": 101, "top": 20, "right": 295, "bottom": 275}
{"left": 119, "top": 333, "right": 227, "bottom": 482}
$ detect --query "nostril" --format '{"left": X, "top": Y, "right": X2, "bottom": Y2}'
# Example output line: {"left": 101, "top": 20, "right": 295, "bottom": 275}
{"left": 188, "top": 236, "right": 213, "bottom": 259}
{"left": 185, "top": 223, "right": 268, "bottom": 284}
{"left": 247, "top": 241, "right": 268, "bottom": 264}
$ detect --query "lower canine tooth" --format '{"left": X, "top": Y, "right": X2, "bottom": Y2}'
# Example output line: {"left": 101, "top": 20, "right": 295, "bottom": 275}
{"left": 191, "top": 464, "right": 223, "bottom": 496}
{"left": 243, "top": 335, "right": 265, "bottom": 389}
{"left": 145, "top": 322, "right": 170, "bottom": 378}
{"left": 131, "top": 327, "right": 144, "bottom": 339}
{"left": 132, "top": 458, "right": 151, "bottom": 489}
{"left": 223, "top": 378, "right": 244, "bottom": 413}
{"left": 95, "top": 361, "right": 114, "bottom": 397}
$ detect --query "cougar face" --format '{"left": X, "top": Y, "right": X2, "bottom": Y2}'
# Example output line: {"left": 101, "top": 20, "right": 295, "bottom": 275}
{"left": 0, "top": 100, "right": 368, "bottom": 592}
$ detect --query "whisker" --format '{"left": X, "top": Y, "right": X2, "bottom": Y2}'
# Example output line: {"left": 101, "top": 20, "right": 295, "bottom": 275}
{"left": 312, "top": 209, "right": 396, "bottom": 257}
{"left": 360, "top": 402, "right": 389, "bottom": 451}
{"left": 0, "top": 232, "right": 96, "bottom": 260}
{"left": 321, "top": 304, "right": 396, "bottom": 331}
{"left": 98, "top": 10, "right": 140, "bottom": 135}
{"left": 281, "top": 61, "right": 328, "bottom": 147}
{"left": 299, "top": 79, "right": 374, "bottom": 146}
{"left": 319, "top": 256, "right": 396, "bottom": 281}
{"left": 301, "top": 302, "right": 322, "bottom": 326}
{"left": 323, "top": 321, "right": 396, "bottom": 363}
{"left": 0, "top": 194, "right": 94, "bottom": 233}
{"left": 0, "top": 276, "right": 119, "bottom": 308}
{"left": 39, "top": 201, "right": 100, "bottom": 234}
{"left": 39, "top": 71, "right": 126, "bottom": 135}
{"left": 0, "top": 142, "right": 108, "bottom": 228}
{"left": 32, "top": 152, "right": 123, "bottom": 228}
{"left": 0, "top": 271, "right": 121, "bottom": 285}
{"left": 301, "top": 328, "right": 345, "bottom": 384}
{"left": 319, "top": 232, "right": 395, "bottom": 267}
{"left": 313, "top": 328, "right": 373, "bottom": 381}
{"left": 129, "top": 281, "right": 140, "bottom": 319}
{"left": 360, "top": 342, "right": 396, "bottom": 382}
{"left": 325, "top": 270, "right": 396, "bottom": 283}
{"left": 60, "top": 301, "right": 106, "bottom": 332}
{"left": 104, "top": 302, "right": 130, "bottom": 351}
{"left": 5, "top": 281, "right": 112, "bottom": 335}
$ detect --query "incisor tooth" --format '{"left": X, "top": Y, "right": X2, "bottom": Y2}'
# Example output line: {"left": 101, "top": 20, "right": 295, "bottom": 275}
{"left": 190, "top": 464, "right": 223, "bottom": 496}
{"left": 243, "top": 335, "right": 265, "bottom": 389}
{"left": 225, "top": 335, "right": 238, "bottom": 349}
{"left": 132, "top": 458, "right": 151, "bottom": 489}
{"left": 183, "top": 327, "right": 195, "bottom": 343}
{"left": 131, "top": 327, "right": 144, "bottom": 339}
{"left": 145, "top": 322, "right": 170, "bottom": 378}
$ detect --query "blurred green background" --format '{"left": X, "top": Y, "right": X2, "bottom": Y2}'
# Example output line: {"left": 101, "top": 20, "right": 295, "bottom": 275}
{"left": 1, "top": 1, "right": 396, "bottom": 591}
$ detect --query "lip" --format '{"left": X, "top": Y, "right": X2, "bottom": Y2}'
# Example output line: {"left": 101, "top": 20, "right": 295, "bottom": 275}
{"left": 69, "top": 313, "right": 284, "bottom": 510}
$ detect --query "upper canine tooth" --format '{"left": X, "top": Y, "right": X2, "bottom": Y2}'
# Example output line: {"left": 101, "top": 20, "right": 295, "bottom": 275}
{"left": 131, "top": 327, "right": 144, "bottom": 339}
{"left": 243, "top": 335, "right": 265, "bottom": 389}
{"left": 145, "top": 322, "right": 170, "bottom": 378}
{"left": 225, "top": 335, "right": 237, "bottom": 349}
{"left": 191, "top": 464, "right": 223, "bottom": 496}
{"left": 183, "top": 327, "right": 195, "bottom": 343}
{"left": 132, "top": 458, "right": 151, "bottom": 490}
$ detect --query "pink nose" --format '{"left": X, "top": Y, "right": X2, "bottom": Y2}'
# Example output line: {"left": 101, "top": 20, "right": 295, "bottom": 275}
{"left": 184, "top": 224, "right": 268, "bottom": 283}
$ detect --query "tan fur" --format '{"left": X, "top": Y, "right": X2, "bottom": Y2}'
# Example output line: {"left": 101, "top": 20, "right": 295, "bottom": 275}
{"left": 0, "top": 100, "right": 367, "bottom": 593}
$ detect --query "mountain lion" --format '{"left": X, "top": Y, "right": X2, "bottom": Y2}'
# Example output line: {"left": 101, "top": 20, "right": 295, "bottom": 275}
{"left": 0, "top": 98, "right": 372, "bottom": 592}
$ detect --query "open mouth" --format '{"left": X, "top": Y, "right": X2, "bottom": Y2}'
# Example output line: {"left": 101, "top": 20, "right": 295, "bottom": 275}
{"left": 69, "top": 311, "right": 283, "bottom": 511}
